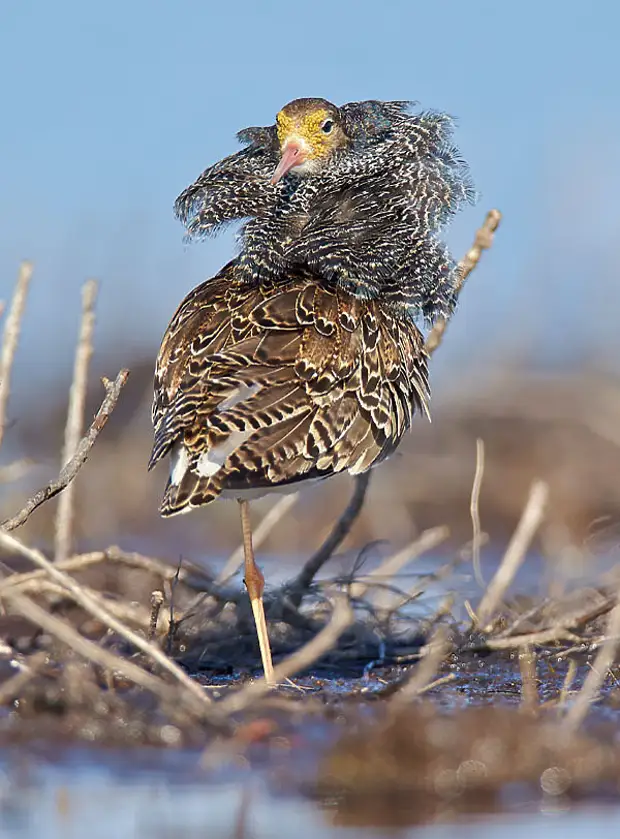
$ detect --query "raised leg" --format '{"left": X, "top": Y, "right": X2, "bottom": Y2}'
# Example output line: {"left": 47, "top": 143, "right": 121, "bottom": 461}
{"left": 238, "top": 499, "right": 275, "bottom": 686}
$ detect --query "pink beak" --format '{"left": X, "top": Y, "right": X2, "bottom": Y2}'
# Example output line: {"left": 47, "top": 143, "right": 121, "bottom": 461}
{"left": 271, "top": 141, "right": 306, "bottom": 185}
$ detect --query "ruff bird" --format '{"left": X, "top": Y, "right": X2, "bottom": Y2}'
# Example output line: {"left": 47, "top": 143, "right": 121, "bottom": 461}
{"left": 150, "top": 97, "right": 474, "bottom": 684}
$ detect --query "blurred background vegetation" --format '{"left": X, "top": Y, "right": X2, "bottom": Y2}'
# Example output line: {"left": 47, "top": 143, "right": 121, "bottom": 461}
{"left": 2, "top": 1, "right": 619, "bottom": 572}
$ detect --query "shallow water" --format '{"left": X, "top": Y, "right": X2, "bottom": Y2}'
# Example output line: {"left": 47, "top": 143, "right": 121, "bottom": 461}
{"left": 1, "top": 750, "right": 619, "bottom": 839}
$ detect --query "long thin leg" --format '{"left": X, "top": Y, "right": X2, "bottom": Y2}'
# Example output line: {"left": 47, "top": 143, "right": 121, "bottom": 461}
{"left": 238, "top": 499, "right": 275, "bottom": 686}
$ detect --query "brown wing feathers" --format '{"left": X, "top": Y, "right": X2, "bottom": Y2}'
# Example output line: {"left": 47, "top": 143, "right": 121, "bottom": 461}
{"left": 149, "top": 263, "right": 429, "bottom": 516}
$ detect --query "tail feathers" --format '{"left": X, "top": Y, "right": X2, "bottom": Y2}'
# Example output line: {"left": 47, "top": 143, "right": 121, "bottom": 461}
{"left": 159, "top": 470, "right": 221, "bottom": 516}
{"left": 149, "top": 417, "right": 178, "bottom": 471}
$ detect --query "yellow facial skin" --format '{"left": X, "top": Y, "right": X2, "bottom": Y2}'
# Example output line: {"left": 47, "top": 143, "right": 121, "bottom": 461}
{"left": 276, "top": 107, "right": 348, "bottom": 161}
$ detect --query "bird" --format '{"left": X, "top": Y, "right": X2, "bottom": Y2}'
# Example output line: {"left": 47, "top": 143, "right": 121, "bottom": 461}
{"left": 149, "top": 97, "right": 474, "bottom": 685}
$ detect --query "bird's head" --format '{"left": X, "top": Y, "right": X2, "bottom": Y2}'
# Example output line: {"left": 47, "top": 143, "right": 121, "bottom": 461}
{"left": 271, "top": 98, "right": 349, "bottom": 184}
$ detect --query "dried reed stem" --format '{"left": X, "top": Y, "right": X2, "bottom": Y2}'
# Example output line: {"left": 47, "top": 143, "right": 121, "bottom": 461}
{"left": 55, "top": 279, "right": 98, "bottom": 562}
{"left": 482, "top": 627, "right": 577, "bottom": 650}
{"left": 1, "top": 370, "right": 129, "bottom": 531}
{"left": 0, "top": 261, "right": 33, "bottom": 452}
{"left": 559, "top": 659, "right": 577, "bottom": 707}
{"left": 0, "top": 546, "right": 215, "bottom": 596}
{"left": 519, "top": 645, "right": 539, "bottom": 710}
{"left": 350, "top": 526, "right": 449, "bottom": 601}
{"left": 390, "top": 625, "right": 452, "bottom": 705}
{"left": 0, "top": 588, "right": 195, "bottom": 708}
{"left": 471, "top": 438, "right": 485, "bottom": 586}
{"left": 425, "top": 210, "right": 502, "bottom": 354}
{"left": 476, "top": 480, "right": 549, "bottom": 630}
{"left": 149, "top": 590, "right": 165, "bottom": 640}
{"left": 10, "top": 577, "right": 163, "bottom": 632}
{"left": 0, "top": 529, "right": 216, "bottom": 715}
{"left": 563, "top": 586, "right": 620, "bottom": 732}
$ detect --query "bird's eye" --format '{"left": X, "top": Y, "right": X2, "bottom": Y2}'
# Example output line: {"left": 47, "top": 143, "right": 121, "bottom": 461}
{"left": 321, "top": 119, "right": 334, "bottom": 134}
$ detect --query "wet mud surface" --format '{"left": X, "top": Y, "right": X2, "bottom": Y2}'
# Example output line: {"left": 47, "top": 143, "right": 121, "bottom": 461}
{"left": 1, "top": 544, "right": 619, "bottom": 838}
{"left": 2, "top": 649, "right": 620, "bottom": 837}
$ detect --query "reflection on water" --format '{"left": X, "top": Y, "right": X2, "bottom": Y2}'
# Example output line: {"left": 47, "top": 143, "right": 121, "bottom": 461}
{"left": 0, "top": 752, "right": 619, "bottom": 839}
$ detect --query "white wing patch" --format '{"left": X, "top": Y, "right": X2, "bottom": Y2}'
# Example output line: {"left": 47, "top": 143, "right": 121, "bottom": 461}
{"left": 168, "top": 383, "right": 262, "bottom": 484}
{"left": 170, "top": 443, "right": 189, "bottom": 486}
{"left": 217, "top": 382, "right": 261, "bottom": 412}
{"left": 196, "top": 429, "right": 254, "bottom": 477}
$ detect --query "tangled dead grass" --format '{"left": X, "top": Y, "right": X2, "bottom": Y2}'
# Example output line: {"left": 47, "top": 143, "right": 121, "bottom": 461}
{"left": 2, "top": 212, "right": 620, "bottom": 821}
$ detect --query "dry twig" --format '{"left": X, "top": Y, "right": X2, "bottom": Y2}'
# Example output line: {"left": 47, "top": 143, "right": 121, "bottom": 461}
{"left": 0, "top": 546, "right": 222, "bottom": 603}
{"left": 0, "top": 529, "right": 216, "bottom": 715}
{"left": 149, "top": 590, "right": 165, "bottom": 640}
{"left": 563, "top": 586, "right": 620, "bottom": 732}
{"left": 1, "top": 370, "right": 129, "bottom": 531}
{"left": 390, "top": 625, "right": 452, "bottom": 705}
{"left": 0, "top": 588, "right": 198, "bottom": 709}
{"left": 425, "top": 210, "right": 502, "bottom": 354}
{"left": 476, "top": 480, "right": 549, "bottom": 630}
{"left": 519, "top": 645, "right": 539, "bottom": 710}
{"left": 0, "top": 261, "right": 33, "bottom": 452}
{"left": 471, "top": 438, "right": 485, "bottom": 587}
{"left": 55, "top": 279, "right": 98, "bottom": 562}
{"left": 2, "top": 576, "right": 161, "bottom": 631}
{"left": 559, "top": 659, "right": 578, "bottom": 707}
{"left": 349, "top": 526, "right": 449, "bottom": 602}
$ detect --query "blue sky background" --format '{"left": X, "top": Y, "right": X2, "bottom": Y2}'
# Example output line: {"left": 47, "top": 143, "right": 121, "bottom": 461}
{"left": 1, "top": 0, "right": 619, "bottom": 404}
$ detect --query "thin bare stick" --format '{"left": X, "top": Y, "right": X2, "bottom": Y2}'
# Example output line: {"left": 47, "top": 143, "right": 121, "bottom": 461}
{"left": 476, "top": 480, "right": 549, "bottom": 630}
{"left": 0, "top": 261, "right": 33, "bottom": 452}
{"left": 390, "top": 625, "right": 452, "bottom": 705}
{"left": 471, "top": 438, "right": 485, "bottom": 587}
{"left": 563, "top": 588, "right": 620, "bottom": 732}
{"left": 149, "top": 590, "right": 165, "bottom": 640}
{"left": 0, "top": 529, "right": 215, "bottom": 713}
{"left": 55, "top": 279, "right": 98, "bottom": 562}
{"left": 0, "top": 552, "right": 111, "bottom": 592}
{"left": 388, "top": 540, "right": 481, "bottom": 616}
{"left": 416, "top": 673, "right": 457, "bottom": 695}
{"left": 350, "top": 526, "right": 449, "bottom": 601}
{"left": 519, "top": 645, "right": 539, "bottom": 710}
{"left": 288, "top": 472, "right": 371, "bottom": 607}
{"left": 559, "top": 659, "right": 577, "bottom": 707}
{"left": 220, "top": 594, "right": 353, "bottom": 715}
{"left": 1, "top": 370, "right": 129, "bottom": 531}
{"left": 12, "top": 577, "right": 166, "bottom": 632}
{"left": 217, "top": 492, "right": 300, "bottom": 584}
{"left": 0, "top": 588, "right": 192, "bottom": 706}
{"left": 425, "top": 210, "right": 501, "bottom": 355}
{"left": 0, "top": 547, "right": 219, "bottom": 600}
{"left": 481, "top": 626, "right": 578, "bottom": 650}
